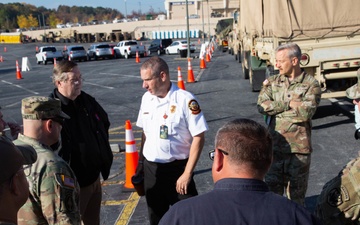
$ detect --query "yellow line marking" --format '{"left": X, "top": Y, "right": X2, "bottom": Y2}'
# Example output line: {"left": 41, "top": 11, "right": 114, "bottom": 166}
{"left": 115, "top": 192, "right": 141, "bottom": 225}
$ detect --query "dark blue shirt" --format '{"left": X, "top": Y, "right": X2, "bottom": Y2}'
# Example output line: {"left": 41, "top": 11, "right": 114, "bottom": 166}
{"left": 159, "top": 178, "right": 322, "bottom": 225}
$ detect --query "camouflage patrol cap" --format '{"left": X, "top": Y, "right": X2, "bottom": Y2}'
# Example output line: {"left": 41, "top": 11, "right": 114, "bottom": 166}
{"left": 0, "top": 136, "right": 37, "bottom": 184}
{"left": 21, "top": 96, "right": 70, "bottom": 120}
{"left": 346, "top": 69, "right": 360, "bottom": 99}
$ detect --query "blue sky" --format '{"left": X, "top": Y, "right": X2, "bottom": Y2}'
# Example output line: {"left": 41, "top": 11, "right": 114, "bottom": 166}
{"left": 1, "top": 1, "right": 166, "bottom": 14}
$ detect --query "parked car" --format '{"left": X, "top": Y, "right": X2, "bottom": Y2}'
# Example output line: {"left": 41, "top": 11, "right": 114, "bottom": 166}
{"left": 165, "top": 40, "right": 196, "bottom": 55}
{"left": 148, "top": 39, "right": 173, "bottom": 56}
{"left": 87, "top": 44, "right": 113, "bottom": 60}
{"left": 113, "top": 40, "right": 146, "bottom": 59}
{"left": 63, "top": 45, "right": 87, "bottom": 61}
{"left": 35, "top": 46, "right": 63, "bottom": 65}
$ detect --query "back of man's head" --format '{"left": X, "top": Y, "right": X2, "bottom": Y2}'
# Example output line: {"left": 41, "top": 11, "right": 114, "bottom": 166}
{"left": 215, "top": 118, "right": 273, "bottom": 178}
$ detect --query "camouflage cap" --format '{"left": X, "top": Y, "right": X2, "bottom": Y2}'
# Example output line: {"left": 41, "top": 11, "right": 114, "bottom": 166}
{"left": 0, "top": 136, "right": 37, "bottom": 184}
{"left": 21, "top": 96, "right": 70, "bottom": 120}
{"left": 346, "top": 69, "right": 360, "bottom": 99}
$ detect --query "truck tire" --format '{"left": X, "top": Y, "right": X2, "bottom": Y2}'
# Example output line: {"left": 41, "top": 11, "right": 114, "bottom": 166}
{"left": 94, "top": 55, "right": 98, "bottom": 60}
{"left": 237, "top": 51, "right": 241, "bottom": 63}
{"left": 43, "top": 59, "right": 47, "bottom": 65}
{"left": 37, "top": 59, "right": 40, "bottom": 64}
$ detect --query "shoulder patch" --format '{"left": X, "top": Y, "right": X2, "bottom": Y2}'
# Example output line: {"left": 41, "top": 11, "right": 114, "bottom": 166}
{"left": 188, "top": 99, "right": 201, "bottom": 115}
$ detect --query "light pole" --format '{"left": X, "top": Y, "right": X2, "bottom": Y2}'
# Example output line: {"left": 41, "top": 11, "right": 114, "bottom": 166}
{"left": 185, "top": 0, "right": 190, "bottom": 57}
{"left": 124, "top": 0, "right": 127, "bottom": 19}
{"left": 207, "top": 0, "right": 211, "bottom": 42}
{"left": 202, "top": 0, "right": 205, "bottom": 43}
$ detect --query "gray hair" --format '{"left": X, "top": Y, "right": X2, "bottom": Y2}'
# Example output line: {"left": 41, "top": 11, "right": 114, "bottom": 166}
{"left": 275, "top": 43, "right": 302, "bottom": 61}
{"left": 52, "top": 60, "right": 78, "bottom": 85}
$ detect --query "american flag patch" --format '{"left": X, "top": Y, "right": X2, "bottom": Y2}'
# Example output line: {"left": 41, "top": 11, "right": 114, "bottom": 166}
{"left": 61, "top": 175, "right": 75, "bottom": 188}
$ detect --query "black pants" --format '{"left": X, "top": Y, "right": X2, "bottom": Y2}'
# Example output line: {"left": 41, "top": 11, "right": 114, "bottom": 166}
{"left": 144, "top": 158, "right": 198, "bottom": 225}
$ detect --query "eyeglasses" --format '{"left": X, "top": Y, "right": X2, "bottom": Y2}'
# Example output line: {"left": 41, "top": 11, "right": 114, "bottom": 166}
{"left": 63, "top": 76, "right": 84, "bottom": 85}
{"left": 42, "top": 117, "right": 65, "bottom": 126}
{"left": 209, "top": 148, "right": 229, "bottom": 160}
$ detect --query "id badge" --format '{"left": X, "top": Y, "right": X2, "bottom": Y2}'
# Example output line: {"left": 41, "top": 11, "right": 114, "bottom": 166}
{"left": 160, "top": 125, "right": 168, "bottom": 139}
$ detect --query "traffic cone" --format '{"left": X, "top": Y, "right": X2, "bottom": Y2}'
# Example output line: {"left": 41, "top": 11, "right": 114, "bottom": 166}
{"left": 200, "top": 53, "right": 206, "bottom": 69}
{"left": 36, "top": 46, "right": 39, "bottom": 52}
{"left": 206, "top": 47, "right": 211, "bottom": 62}
{"left": 54, "top": 58, "right": 57, "bottom": 67}
{"left": 63, "top": 45, "right": 67, "bottom": 51}
{"left": 16, "top": 60, "right": 23, "bottom": 80}
{"left": 177, "top": 66, "right": 186, "bottom": 90}
{"left": 198, "top": 39, "right": 200, "bottom": 44}
{"left": 0, "top": 56, "right": 3, "bottom": 62}
{"left": 123, "top": 120, "right": 139, "bottom": 190}
{"left": 4, "top": 47, "right": 7, "bottom": 52}
{"left": 187, "top": 58, "right": 195, "bottom": 83}
{"left": 135, "top": 51, "right": 140, "bottom": 63}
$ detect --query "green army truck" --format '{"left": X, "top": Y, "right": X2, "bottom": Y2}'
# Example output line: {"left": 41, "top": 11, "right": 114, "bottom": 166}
{"left": 234, "top": 0, "right": 360, "bottom": 96}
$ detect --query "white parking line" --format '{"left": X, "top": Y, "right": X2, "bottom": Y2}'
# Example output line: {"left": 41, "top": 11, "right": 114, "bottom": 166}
{"left": 83, "top": 81, "right": 114, "bottom": 89}
{"left": 99, "top": 73, "right": 140, "bottom": 79}
{"left": 1, "top": 80, "right": 39, "bottom": 94}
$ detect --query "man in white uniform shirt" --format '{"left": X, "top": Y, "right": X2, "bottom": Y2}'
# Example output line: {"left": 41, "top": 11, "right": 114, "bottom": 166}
{"left": 135, "top": 56, "right": 208, "bottom": 225}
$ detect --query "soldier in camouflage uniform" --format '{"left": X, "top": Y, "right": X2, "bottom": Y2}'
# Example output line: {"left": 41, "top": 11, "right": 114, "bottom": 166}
{"left": 257, "top": 43, "right": 322, "bottom": 206}
{"left": 0, "top": 136, "right": 36, "bottom": 225}
{"left": 0, "top": 106, "right": 21, "bottom": 140}
{"left": 315, "top": 154, "right": 360, "bottom": 225}
{"left": 15, "top": 96, "right": 81, "bottom": 225}
{"left": 346, "top": 69, "right": 360, "bottom": 140}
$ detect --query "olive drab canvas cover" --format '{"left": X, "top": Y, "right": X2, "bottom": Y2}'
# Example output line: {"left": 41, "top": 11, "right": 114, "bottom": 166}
{"left": 240, "top": 0, "right": 360, "bottom": 39}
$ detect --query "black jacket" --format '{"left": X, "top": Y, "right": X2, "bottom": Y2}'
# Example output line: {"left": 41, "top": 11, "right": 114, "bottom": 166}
{"left": 50, "top": 89, "right": 113, "bottom": 187}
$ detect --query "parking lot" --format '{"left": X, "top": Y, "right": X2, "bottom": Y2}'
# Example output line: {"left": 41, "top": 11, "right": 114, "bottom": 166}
{"left": 0, "top": 41, "right": 359, "bottom": 224}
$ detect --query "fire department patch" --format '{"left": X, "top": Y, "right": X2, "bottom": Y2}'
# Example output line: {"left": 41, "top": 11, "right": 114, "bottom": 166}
{"left": 188, "top": 100, "right": 201, "bottom": 115}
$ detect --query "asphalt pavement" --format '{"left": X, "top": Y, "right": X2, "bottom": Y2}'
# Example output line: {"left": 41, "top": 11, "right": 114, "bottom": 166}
{"left": 0, "top": 41, "right": 359, "bottom": 224}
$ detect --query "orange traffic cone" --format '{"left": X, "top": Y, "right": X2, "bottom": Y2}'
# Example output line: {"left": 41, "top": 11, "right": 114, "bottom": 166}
{"left": 123, "top": 120, "right": 139, "bottom": 190}
{"left": 36, "top": 46, "right": 39, "bottom": 52}
{"left": 54, "top": 58, "right": 57, "bottom": 67}
{"left": 16, "top": 60, "right": 23, "bottom": 80}
{"left": 4, "top": 47, "right": 7, "bottom": 52}
{"left": 200, "top": 53, "right": 206, "bottom": 69}
{"left": 206, "top": 47, "right": 211, "bottom": 62}
{"left": 136, "top": 51, "right": 140, "bottom": 63}
{"left": 0, "top": 56, "right": 3, "bottom": 62}
{"left": 177, "top": 66, "right": 186, "bottom": 90}
{"left": 187, "top": 58, "right": 195, "bottom": 83}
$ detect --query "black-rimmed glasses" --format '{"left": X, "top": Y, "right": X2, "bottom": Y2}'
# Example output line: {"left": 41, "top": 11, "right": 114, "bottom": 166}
{"left": 209, "top": 148, "right": 229, "bottom": 160}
